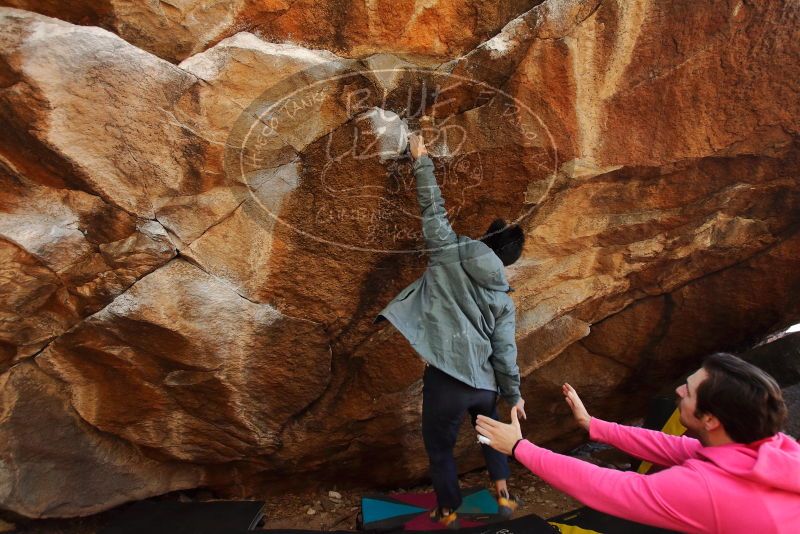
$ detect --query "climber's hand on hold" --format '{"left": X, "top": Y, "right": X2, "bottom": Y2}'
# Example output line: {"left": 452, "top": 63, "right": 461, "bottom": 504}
{"left": 408, "top": 132, "right": 427, "bottom": 160}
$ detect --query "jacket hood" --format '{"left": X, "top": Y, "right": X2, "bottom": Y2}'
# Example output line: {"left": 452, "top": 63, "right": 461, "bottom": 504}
{"left": 457, "top": 236, "right": 510, "bottom": 292}
{"left": 697, "top": 433, "right": 800, "bottom": 494}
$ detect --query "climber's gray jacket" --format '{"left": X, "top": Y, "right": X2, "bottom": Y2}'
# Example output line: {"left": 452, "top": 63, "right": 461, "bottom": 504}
{"left": 375, "top": 155, "right": 521, "bottom": 406}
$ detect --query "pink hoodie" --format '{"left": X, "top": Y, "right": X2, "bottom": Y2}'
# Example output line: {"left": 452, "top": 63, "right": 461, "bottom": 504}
{"left": 514, "top": 418, "right": 800, "bottom": 533}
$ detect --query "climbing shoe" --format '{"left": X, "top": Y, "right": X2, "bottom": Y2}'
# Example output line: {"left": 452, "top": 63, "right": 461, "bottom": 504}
{"left": 497, "top": 489, "right": 522, "bottom": 519}
{"left": 430, "top": 506, "right": 460, "bottom": 529}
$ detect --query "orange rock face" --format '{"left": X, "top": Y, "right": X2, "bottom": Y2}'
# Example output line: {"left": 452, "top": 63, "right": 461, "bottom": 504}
{"left": 0, "top": 0, "right": 542, "bottom": 62}
{"left": 1, "top": 0, "right": 799, "bottom": 518}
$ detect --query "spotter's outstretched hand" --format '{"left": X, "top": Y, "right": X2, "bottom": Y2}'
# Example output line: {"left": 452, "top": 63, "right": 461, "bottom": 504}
{"left": 476, "top": 407, "right": 523, "bottom": 456}
{"left": 562, "top": 383, "right": 591, "bottom": 431}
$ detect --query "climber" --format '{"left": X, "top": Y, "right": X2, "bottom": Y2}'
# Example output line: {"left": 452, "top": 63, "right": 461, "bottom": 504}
{"left": 476, "top": 352, "right": 800, "bottom": 533}
{"left": 375, "top": 129, "right": 526, "bottom": 529}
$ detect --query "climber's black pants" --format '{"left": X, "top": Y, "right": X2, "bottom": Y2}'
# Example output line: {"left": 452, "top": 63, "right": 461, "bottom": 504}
{"left": 422, "top": 364, "right": 510, "bottom": 511}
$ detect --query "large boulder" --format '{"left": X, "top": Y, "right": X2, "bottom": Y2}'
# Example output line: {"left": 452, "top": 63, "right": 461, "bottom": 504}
{"left": 1, "top": 0, "right": 799, "bottom": 517}
{"left": 0, "top": 361, "right": 205, "bottom": 517}
{"left": 0, "top": 0, "right": 543, "bottom": 62}
{"left": 0, "top": 165, "right": 175, "bottom": 368}
{"left": 36, "top": 259, "right": 332, "bottom": 463}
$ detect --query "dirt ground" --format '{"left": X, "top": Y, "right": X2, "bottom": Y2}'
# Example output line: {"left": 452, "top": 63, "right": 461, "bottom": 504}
{"left": 261, "top": 461, "right": 583, "bottom": 531}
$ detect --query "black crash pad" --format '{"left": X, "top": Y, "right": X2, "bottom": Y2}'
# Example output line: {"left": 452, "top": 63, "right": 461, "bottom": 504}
{"left": 99, "top": 500, "right": 266, "bottom": 534}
